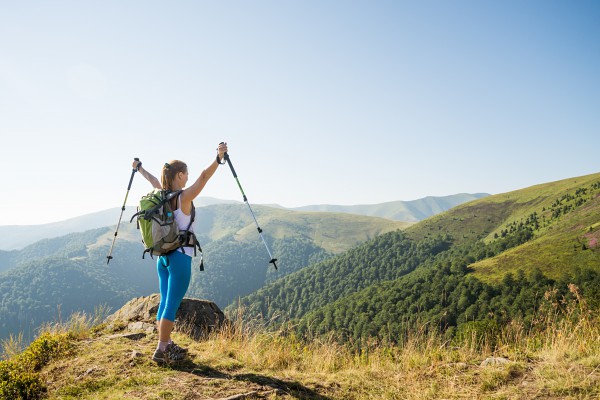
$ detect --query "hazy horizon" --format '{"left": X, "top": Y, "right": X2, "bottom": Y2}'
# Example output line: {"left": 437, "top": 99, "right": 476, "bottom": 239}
{"left": 0, "top": 191, "right": 490, "bottom": 228}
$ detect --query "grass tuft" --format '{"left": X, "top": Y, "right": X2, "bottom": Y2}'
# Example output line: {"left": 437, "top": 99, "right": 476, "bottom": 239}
{"left": 1, "top": 332, "right": 25, "bottom": 361}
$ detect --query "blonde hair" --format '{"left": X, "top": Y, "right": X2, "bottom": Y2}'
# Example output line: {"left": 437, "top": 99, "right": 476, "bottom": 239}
{"left": 161, "top": 160, "right": 187, "bottom": 191}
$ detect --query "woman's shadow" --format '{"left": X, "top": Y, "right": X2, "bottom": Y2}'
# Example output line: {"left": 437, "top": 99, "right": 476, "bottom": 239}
{"left": 173, "top": 359, "right": 334, "bottom": 400}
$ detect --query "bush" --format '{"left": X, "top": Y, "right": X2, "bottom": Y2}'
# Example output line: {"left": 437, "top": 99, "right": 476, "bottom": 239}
{"left": 0, "top": 332, "right": 70, "bottom": 399}
{"left": 0, "top": 363, "right": 44, "bottom": 399}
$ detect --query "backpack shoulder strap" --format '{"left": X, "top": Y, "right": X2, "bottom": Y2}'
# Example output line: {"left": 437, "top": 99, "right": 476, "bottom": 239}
{"left": 184, "top": 201, "right": 195, "bottom": 231}
{"left": 164, "top": 189, "right": 182, "bottom": 202}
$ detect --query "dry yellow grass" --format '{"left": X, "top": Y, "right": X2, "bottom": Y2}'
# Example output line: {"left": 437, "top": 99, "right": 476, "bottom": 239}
{"left": 3, "top": 289, "right": 599, "bottom": 399}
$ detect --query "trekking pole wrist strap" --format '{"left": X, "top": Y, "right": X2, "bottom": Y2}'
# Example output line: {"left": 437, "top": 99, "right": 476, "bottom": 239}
{"left": 216, "top": 154, "right": 226, "bottom": 165}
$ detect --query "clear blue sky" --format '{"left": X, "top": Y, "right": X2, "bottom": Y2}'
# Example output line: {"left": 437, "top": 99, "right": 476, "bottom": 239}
{"left": 1, "top": 1, "right": 599, "bottom": 225}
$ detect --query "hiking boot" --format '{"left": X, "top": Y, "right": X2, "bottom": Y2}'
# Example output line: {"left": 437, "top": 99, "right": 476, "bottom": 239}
{"left": 152, "top": 343, "right": 186, "bottom": 364}
{"left": 169, "top": 342, "right": 188, "bottom": 355}
{"left": 152, "top": 348, "right": 168, "bottom": 364}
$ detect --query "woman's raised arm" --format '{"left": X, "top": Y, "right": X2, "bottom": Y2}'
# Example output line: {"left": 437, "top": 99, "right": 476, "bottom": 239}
{"left": 133, "top": 159, "right": 162, "bottom": 189}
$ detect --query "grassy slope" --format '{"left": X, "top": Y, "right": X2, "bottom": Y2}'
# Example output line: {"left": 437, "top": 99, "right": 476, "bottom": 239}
{"left": 232, "top": 206, "right": 412, "bottom": 253}
{"left": 407, "top": 172, "right": 600, "bottom": 282}
{"left": 470, "top": 173, "right": 600, "bottom": 282}
{"left": 471, "top": 196, "right": 600, "bottom": 282}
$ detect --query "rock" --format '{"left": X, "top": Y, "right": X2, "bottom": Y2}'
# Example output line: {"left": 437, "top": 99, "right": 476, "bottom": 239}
{"left": 105, "top": 294, "right": 227, "bottom": 340}
{"left": 127, "top": 321, "right": 156, "bottom": 334}
{"left": 122, "top": 332, "right": 147, "bottom": 340}
{"left": 105, "top": 332, "right": 146, "bottom": 341}
{"left": 131, "top": 350, "right": 143, "bottom": 358}
{"left": 106, "top": 294, "right": 162, "bottom": 323}
{"left": 480, "top": 357, "right": 510, "bottom": 366}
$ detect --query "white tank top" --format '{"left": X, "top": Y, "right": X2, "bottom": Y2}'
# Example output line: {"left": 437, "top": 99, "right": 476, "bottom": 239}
{"left": 173, "top": 195, "right": 194, "bottom": 257}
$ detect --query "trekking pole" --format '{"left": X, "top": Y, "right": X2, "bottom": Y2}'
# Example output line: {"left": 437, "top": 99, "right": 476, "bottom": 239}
{"left": 107, "top": 158, "right": 140, "bottom": 264}
{"left": 221, "top": 144, "right": 278, "bottom": 270}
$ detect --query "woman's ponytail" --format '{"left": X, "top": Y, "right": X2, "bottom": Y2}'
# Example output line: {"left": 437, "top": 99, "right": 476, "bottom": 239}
{"left": 161, "top": 160, "right": 187, "bottom": 191}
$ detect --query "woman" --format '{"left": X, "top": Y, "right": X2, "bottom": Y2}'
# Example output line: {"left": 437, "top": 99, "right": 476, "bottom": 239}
{"left": 134, "top": 142, "right": 228, "bottom": 363}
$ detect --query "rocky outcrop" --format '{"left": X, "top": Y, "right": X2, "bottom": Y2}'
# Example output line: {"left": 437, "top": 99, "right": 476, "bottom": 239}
{"left": 105, "top": 294, "right": 227, "bottom": 340}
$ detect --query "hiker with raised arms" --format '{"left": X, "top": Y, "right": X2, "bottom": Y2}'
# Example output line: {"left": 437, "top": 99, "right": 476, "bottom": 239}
{"left": 133, "top": 141, "right": 228, "bottom": 363}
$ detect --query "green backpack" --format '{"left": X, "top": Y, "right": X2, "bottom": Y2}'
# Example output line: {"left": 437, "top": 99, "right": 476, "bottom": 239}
{"left": 130, "top": 189, "right": 204, "bottom": 270}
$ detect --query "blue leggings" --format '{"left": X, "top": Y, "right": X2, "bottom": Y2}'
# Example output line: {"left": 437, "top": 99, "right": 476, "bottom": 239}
{"left": 156, "top": 250, "right": 192, "bottom": 322}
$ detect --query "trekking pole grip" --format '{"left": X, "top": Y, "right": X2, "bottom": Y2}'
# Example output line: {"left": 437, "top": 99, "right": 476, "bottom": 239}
{"left": 127, "top": 158, "right": 139, "bottom": 192}
{"left": 219, "top": 142, "right": 237, "bottom": 177}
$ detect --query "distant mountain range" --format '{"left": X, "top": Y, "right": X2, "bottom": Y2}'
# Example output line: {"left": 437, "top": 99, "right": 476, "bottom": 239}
{"left": 288, "top": 193, "right": 489, "bottom": 221}
{"left": 0, "top": 193, "right": 488, "bottom": 250}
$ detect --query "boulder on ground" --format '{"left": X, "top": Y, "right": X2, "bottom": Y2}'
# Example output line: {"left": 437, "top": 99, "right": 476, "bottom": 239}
{"left": 105, "top": 294, "right": 227, "bottom": 340}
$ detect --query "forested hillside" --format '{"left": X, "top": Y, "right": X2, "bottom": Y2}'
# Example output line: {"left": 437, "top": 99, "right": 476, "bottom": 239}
{"left": 234, "top": 172, "right": 600, "bottom": 343}
{"left": 0, "top": 232, "right": 156, "bottom": 342}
